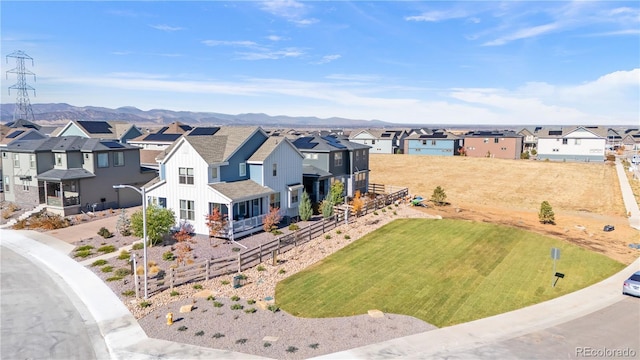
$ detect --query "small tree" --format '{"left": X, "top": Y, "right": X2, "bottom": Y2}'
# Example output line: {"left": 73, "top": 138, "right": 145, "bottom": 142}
{"left": 116, "top": 209, "right": 131, "bottom": 236}
{"left": 321, "top": 196, "right": 334, "bottom": 219}
{"left": 205, "top": 208, "right": 227, "bottom": 242}
{"left": 131, "top": 205, "right": 176, "bottom": 246}
{"left": 431, "top": 186, "right": 447, "bottom": 206}
{"left": 298, "top": 191, "right": 313, "bottom": 221}
{"left": 173, "top": 221, "right": 195, "bottom": 266}
{"left": 329, "top": 181, "right": 344, "bottom": 205}
{"left": 539, "top": 201, "right": 555, "bottom": 225}
{"left": 351, "top": 190, "right": 364, "bottom": 217}
{"left": 262, "top": 207, "right": 282, "bottom": 234}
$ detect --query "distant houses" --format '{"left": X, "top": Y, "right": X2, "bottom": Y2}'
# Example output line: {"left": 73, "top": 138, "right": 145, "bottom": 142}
{"left": 536, "top": 126, "right": 607, "bottom": 162}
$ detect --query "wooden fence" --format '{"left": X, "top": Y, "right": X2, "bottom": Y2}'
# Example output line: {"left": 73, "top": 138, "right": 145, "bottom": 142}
{"left": 136, "top": 185, "right": 409, "bottom": 296}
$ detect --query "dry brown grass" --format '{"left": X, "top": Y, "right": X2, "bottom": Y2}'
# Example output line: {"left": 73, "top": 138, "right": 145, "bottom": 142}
{"left": 370, "top": 154, "right": 639, "bottom": 264}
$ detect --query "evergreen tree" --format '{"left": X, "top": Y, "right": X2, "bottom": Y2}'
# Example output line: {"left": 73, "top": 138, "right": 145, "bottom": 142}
{"left": 431, "top": 186, "right": 447, "bottom": 206}
{"left": 298, "top": 191, "right": 313, "bottom": 221}
{"left": 538, "top": 201, "right": 555, "bottom": 225}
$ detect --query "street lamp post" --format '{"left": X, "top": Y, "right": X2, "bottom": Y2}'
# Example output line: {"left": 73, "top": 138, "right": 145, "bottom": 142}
{"left": 113, "top": 184, "right": 148, "bottom": 299}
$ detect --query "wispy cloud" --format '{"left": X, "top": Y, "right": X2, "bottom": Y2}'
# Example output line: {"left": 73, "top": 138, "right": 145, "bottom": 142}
{"left": 202, "top": 40, "right": 259, "bottom": 48}
{"left": 482, "top": 23, "right": 560, "bottom": 46}
{"left": 312, "top": 54, "right": 341, "bottom": 65}
{"left": 149, "top": 24, "right": 184, "bottom": 32}
{"left": 236, "top": 48, "right": 305, "bottom": 60}
{"left": 259, "top": 0, "right": 318, "bottom": 26}
{"left": 405, "top": 9, "right": 469, "bottom": 22}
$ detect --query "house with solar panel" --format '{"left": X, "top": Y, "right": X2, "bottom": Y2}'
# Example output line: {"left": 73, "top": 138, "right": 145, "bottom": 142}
{"left": 51, "top": 120, "right": 142, "bottom": 144}
{"left": 1, "top": 136, "right": 155, "bottom": 215}
{"left": 291, "top": 135, "right": 370, "bottom": 203}
{"left": 404, "top": 129, "right": 462, "bottom": 156}
{"left": 143, "top": 126, "right": 304, "bottom": 238}
{"left": 536, "top": 126, "right": 607, "bottom": 162}
{"left": 349, "top": 129, "right": 406, "bottom": 154}
{"left": 127, "top": 122, "right": 193, "bottom": 169}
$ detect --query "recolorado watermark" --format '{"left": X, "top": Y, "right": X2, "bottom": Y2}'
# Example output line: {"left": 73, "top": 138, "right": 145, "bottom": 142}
{"left": 576, "top": 347, "right": 637, "bottom": 358}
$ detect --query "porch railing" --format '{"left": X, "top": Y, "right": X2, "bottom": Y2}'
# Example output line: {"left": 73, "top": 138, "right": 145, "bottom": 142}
{"left": 46, "top": 195, "right": 80, "bottom": 207}
{"left": 232, "top": 214, "right": 267, "bottom": 233}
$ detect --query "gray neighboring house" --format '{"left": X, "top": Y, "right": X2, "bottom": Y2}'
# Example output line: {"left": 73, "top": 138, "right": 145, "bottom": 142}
{"left": 1, "top": 136, "right": 156, "bottom": 216}
{"left": 292, "top": 135, "right": 371, "bottom": 203}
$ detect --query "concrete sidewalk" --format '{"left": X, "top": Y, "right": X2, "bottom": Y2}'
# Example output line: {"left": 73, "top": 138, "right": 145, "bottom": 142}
{"left": 616, "top": 158, "right": 640, "bottom": 230}
{"left": 1, "top": 229, "right": 270, "bottom": 360}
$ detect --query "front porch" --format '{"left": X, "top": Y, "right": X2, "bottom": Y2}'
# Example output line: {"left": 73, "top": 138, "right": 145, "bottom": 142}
{"left": 37, "top": 168, "right": 95, "bottom": 216}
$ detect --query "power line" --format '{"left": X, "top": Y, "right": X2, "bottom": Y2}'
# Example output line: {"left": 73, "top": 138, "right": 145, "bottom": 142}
{"left": 6, "top": 50, "right": 36, "bottom": 122}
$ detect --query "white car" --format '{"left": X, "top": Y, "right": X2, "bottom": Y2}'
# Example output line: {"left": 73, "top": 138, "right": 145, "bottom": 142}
{"left": 622, "top": 271, "right": 640, "bottom": 297}
{"left": 632, "top": 155, "right": 640, "bottom": 165}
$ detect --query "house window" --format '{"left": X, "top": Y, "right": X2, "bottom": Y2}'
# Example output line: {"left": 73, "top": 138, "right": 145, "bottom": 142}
{"left": 97, "top": 153, "right": 109, "bottom": 168}
{"left": 272, "top": 163, "right": 277, "bottom": 176}
{"left": 371, "top": 140, "right": 376, "bottom": 145}
{"left": 494, "top": 138, "right": 500, "bottom": 144}
{"left": 334, "top": 153, "right": 343, "bottom": 167}
{"left": 501, "top": 147, "right": 507, "bottom": 151}
{"left": 29, "top": 154, "right": 36, "bottom": 169}
{"left": 210, "top": 167, "right": 218, "bottom": 179}
{"left": 1, "top": 152, "right": 5, "bottom": 158}
{"left": 179, "top": 167, "right": 194, "bottom": 184}
{"left": 56, "top": 154, "right": 63, "bottom": 166}
{"left": 179, "top": 199, "right": 195, "bottom": 220}
{"left": 270, "top": 192, "right": 281, "bottom": 209}
{"left": 562, "top": 139, "right": 568, "bottom": 145}
{"left": 291, "top": 190, "right": 299, "bottom": 204}
{"left": 239, "top": 162, "right": 246, "bottom": 176}
{"left": 4, "top": 176, "right": 9, "bottom": 192}
{"left": 575, "top": 139, "right": 581, "bottom": 145}
{"left": 356, "top": 151, "right": 360, "bottom": 160}
{"left": 13, "top": 153, "right": 19, "bottom": 167}
{"left": 422, "top": 140, "right": 427, "bottom": 145}
{"left": 432, "top": 140, "right": 437, "bottom": 146}
{"left": 553, "top": 148, "right": 559, "bottom": 152}
{"left": 22, "top": 180, "right": 29, "bottom": 191}
{"left": 483, "top": 138, "right": 489, "bottom": 143}
{"left": 113, "top": 151, "right": 125, "bottom": 167}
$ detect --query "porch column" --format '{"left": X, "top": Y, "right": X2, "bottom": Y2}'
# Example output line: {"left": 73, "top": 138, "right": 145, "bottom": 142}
{"left": 44, "top": 180, "right": 49, "bottom": 204}
{"left": 228, "top": 201, "right": 234, "bottom": 241}
{"left": 59, "top": 181, "right": 63, "bottom": 206}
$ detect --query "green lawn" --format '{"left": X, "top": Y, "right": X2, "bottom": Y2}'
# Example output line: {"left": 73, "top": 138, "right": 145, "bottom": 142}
{"left": 275, "top": 219, "right": 625, "bottom": 327}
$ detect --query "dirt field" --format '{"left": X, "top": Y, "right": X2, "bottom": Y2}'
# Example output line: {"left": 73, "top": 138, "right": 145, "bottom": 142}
{"left": 369, "top": 154, "right": 640, "bottom": 265}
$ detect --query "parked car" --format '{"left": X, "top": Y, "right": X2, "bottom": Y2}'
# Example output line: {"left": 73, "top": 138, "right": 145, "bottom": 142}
{"left": 632, "top": 155, "right": 640, "bottom": 165}
{"left": 622, "top": 271, "right": 640, "bottom": 297}
{"left": 603, "top": 225, "right": 615, "bottom": 232}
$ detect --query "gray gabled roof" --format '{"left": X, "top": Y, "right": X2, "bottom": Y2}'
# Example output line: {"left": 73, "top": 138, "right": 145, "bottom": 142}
{"left": 302, "top": 164, "right": 332, "bottom": 178}
{"left": 37, "top": 168, "right": 96, "bottom": 181}
{"left": 209, "top": 179, "right": 274, "bottom": 202}
{"left": 5, "top": 136, "right": 139, "bottom": 153}
{"left": 248, "top": 136, "right": 303, "bottom": 163}
{"left": 293, "top": 135, "right": 370, "bottom": 152}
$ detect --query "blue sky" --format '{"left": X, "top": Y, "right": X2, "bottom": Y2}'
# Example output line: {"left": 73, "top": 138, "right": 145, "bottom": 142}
{"left": 1, "top": 1, "right": 638, "bottom": 126}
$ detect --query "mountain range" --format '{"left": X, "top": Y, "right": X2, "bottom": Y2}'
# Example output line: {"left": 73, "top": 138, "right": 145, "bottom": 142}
{"left": 0, "top": 103, "right": 394, "bottom": 129}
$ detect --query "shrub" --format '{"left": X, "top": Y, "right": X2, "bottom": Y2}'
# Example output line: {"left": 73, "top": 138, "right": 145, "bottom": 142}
{"left": 195, "top": 330, "right": 204, "bottom": 336}
{"left": 116, "top": 209, "right": 132, "bottom": 236}
{"left": 221, "top": 280, "right": 230, "bottom": 285}
{"left": 298, "top": 191, "right": 313, "bottom": 221}
{"left": 244, "top": 308, "right": 257, "bottom": 313}
{"left": 97, "top": 245, "right": 116, "bottom": 253}
{"left": 230, "top": 304, "right": 243, "bottom": 310}
{"left": 344, "top": 235, "right": 351, "bottom": 240}
{"left": 162, "top": 251, "right": 175, "bottom": 261}
{"left": 286, "top": 346, "right": 298, "bottom": 353}
{"left": 207, "top": 295, "right": 215, "bottom": 301}
{"left": 132, "top": 243, "right": 144, "bottom": 250}
{"left": 278, "top": 268, "right": 286, "bottom": 274}
{"left": 271, "top": 230, "right": 283, "bottom": 235}
{"left": 231, "top": 247, "right": 241, "bottom": 252}
{"left": 122, "top": 290, "right": 136, "bottom": 297}
{"left": 531, "top": 149, "right": 538, "bottom": 156}
{"left": 247, "top": 299, "right": 256, "bottom": 305}
{"left": 130, "top": 205, "right": 176, "bottom": 246}
{"left": 267, "top": 305, "right": 280, "bottom": 313}
{"left": 309, "top": 343, "right": 320, "bottom": 349}
{"left": 520, "top": 151, "right": 530, "bottom": 159}
{"left": 177, "top": 326, "right": 188, "bottom": 332}
{"left": 170, "top": 290, "right": 180, "bottom": 297}
{"left": 264, "top": 342, "right": 272, "bottom": 348}
{"left": 193, "top": 284, "right": 203, "bottom": 290}
{"left": 231, "top": 295, "right": 240, "bottom": 301}
{"left": 97, "top": 227, "right": 113, "bottom": 239}
{"left": 373, "top": 211, "right": 379, "bottom": 216}
{"left": 539, "top": 201, "right": 556, "bottom": 225}
{"left": 212, "top": 332, "right": 225, "bottom": 339}
{"left": 12, "top": 219, "right": 27, "bottom": 229}
{"left": 257, "top": 265, "right": 266, "bottom": 272}
{"left": 101, "top": 266, "right": 114, "bottom": 273}
{"left": 114, "top": 268, "right": 130, "bottom": 277}
{"left": 288, "top": 224, "right": 300, "bottom": 231}
{"left": 91, "top": 259, "right": 108, "bottom": 267}
{"left": 32, "top": 213, "right": 70, "bottom": 230}
{"left": 325, "top": 234, "right": 331, "bottom": 240}
{"left": 213, "top": 301, "right": 224, "bottom": 308}
{"left": 431, "top": 186, "right": 448, "bottom": 206}
{"left": 235, "top": 338, "right": 247, "bottom": 345}
{"left": 139, "top": 301, "right": 151, "bottom": 308}
{"left": 336, "top": 229, "right": 342, "bottom": 234}
{"left": 106, "top": 276, "right": 123, "bottom": 282}
{"left": 117, "top": 250, "right": 130, "bottom": 260}
{"left": 262, "top": 206, "right": 282, "bottom": 233}
{"left": 76, "top": 245, "right": 94, "bottom": 251}
{"left": 74, "top": 250, "right": 92, "bottom": 258}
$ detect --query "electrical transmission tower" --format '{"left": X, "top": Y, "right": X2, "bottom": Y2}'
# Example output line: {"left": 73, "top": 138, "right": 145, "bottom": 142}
{"left": 6, "top": 50, "right": 36, "bottom": 122}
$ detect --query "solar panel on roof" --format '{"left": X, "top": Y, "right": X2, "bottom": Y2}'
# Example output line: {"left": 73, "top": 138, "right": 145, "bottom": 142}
{"left": 321, "top": 136, "right": 347, "bottom": 149}
{"left": 6, "top": 130, "right": 24, "bottom": 138}
{"left": 78, "top": 121, "right": 113, "bottom": 134}
{"left": 157, "top": 127, "right": 169, "bottom": 134}
{"left": 188, "top": 127, "right": 220, "bottom": 136}
{"left": 102, "top": 141, "right": 124, "bottom": 148}
{"left": 293, "top": 137, "right": 318, "bottom": 149}
{"left": 381, "top": 133, "right": 392, "bottom": 137}
{"left": 549, "top": 130, "right": 563, "bottom": 136}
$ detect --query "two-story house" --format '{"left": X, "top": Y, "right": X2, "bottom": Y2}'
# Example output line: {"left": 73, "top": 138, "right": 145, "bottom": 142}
{"left": 517, "top": 127, "right": 542, "bottom": 153}
{"left": 52, "top": 120, "right": 142, "bottom": 144}
{"left": 349, "top": 129, "right": 406, "bottom": 154}
{"left": 537, "top": 126, "right": 606, "bottom": 162}
{"left": 463, "top": 130, "right": 523, "bottom": 159}
{"left": 1, "top": 136, "right": 155, "bottom": 215}
{"left": 127, "top": 122, "right": 193, "bottom": 169}
{"left": 292, "top": 135, "right": 370, "bottom": 203}
{"left": 144, "top": 126, "right": 304, "bottom": 239}
{"left": 404, "top": 130, "right": 462, "bottom": 156}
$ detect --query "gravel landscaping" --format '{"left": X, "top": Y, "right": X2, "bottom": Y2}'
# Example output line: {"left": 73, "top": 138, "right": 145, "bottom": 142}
{"left": 74, "top": 204, "right": 441, "bottom": 358}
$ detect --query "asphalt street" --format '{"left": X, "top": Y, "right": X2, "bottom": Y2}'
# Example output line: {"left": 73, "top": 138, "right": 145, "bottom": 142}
{"left": 1, "top": 247, "right": 110, "bottom": 360}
